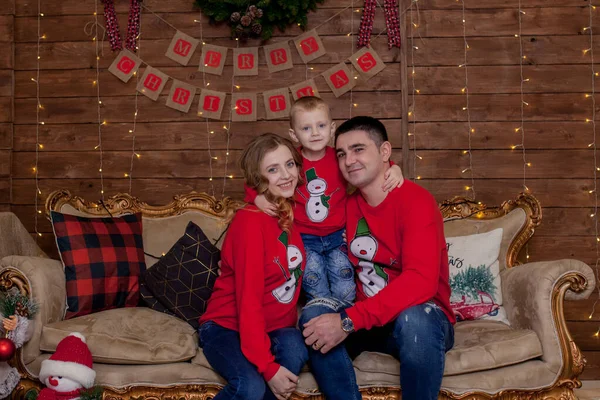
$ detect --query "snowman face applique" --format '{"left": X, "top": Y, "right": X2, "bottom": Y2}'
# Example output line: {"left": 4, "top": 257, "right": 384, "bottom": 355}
{"left": 350, "top": 235, "right": 377, "bottom": 261}
{"left": 304, "top": 168, "right": 332, "bottom": 223}
{"left": 45, "top": 376, "right": 83, "bottom": 393}
{"left": 350, "top": 218, "right": 389, "bottom": 297}
{"left": 272, "top": 232, "right": 304, "bottom": 304}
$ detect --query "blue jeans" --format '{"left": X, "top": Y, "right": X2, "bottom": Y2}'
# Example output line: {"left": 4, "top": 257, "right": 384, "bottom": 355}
{"left": 301, "top": 229, "right": 355, "bottom": 303}
{"left": 199, "top": 321, "right": 308, "bottom": 400}
{"left": 299, "top": 298, "right": 454, "bottom": 400}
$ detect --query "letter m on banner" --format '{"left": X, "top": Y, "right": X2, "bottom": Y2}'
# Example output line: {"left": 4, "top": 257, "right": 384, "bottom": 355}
{"left": 166, "top": 31, "right": 200, "bottom": 66}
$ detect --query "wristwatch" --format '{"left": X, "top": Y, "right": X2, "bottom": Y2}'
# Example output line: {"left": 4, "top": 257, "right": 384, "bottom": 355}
{"left": 340, "top": 309, "right": 355, "bottom": 334}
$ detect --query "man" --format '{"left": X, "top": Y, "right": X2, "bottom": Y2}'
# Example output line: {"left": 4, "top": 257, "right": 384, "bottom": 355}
{"left": 300, "top": 116, "right": 455, "bottom": 400}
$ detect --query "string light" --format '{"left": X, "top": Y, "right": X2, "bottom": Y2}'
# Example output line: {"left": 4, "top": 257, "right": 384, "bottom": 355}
{"left": 128, "top": 7, "right": 143, "bottom": 193}
{"left": 583, "top": 1, "right": 600, "bottom": 336}
{"left": 349, "top": 0, "right": 355, "bottom": 120}
{"left": 514, "top": 0, "right": 529, "bottom": 194}
{"left": 459, "top": 0, "right": 475, "bottom": 199}
{"left": 222, "top": 38, "right": 238, "bottom": 198}
{"left": 196, "top": 16, "right": 215, "bottom": 196}
{"left": 34, "top": 0, "right": 42, "bottom": 240}
{"left": 409, "top": 0, "right": 421, "bottom": 180}
{"left": 94, "top": 0, "right": 105, "bottom": 200}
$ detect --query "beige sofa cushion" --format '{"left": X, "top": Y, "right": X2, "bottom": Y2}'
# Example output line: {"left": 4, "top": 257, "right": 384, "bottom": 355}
{"left": 443, "top": 208, "right": 526, "bottom": 273}
{"left": 40, "top": 308, "right": 198, "bottom": 364}
{"left": 352, "top": 320, "right": 542, "bottom": 377}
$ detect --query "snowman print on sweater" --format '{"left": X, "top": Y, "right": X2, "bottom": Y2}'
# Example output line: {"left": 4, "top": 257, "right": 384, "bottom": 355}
{"left": 272, "top": 232, "right": 304, "bottom": 304}
{"left": 304, "top": 168, "right": 331, "bottom": 223}
{"left": 350, "top": 218, "right": 389, "bottom": 297}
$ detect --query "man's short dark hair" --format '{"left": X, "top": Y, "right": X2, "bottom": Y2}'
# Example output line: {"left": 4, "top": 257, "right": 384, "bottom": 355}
{"left": 334, "top": 116, "right": 389, "bottom": 147}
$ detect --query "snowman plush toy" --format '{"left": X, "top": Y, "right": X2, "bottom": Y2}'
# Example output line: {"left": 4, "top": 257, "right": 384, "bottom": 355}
{"left": 38, "top": 333, "right": 96, "bottom": 400}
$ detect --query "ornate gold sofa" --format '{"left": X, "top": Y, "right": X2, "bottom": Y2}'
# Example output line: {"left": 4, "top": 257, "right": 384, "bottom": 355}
{"left": 0, "top": 190, "right": 595, "bottom": 400}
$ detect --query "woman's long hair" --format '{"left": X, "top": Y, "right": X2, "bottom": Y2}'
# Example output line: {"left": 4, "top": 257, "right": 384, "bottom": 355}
{"left": 239, "top": 133, "right": 303, "bottom": 233}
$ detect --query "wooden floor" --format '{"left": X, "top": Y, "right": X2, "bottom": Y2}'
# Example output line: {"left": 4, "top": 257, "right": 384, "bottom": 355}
{"left": 577, "top": 381, "right": 600, "bottom": 399}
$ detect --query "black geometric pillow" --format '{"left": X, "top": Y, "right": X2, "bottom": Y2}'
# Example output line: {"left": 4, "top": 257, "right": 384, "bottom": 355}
{"left": 140, "top": 221, "right": 220, "bottom": 328}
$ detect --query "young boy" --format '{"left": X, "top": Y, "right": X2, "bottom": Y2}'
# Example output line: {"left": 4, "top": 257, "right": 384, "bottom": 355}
{"left": 245, "top": 96, "right": 404, "bottom": 303}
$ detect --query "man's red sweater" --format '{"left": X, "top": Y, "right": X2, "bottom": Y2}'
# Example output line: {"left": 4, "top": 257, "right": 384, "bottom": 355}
{"left": 345, "top": 181, "right": 455, "bottom": 331}
{"left": 200, "top": 205, "right": 306, "bottom": 380}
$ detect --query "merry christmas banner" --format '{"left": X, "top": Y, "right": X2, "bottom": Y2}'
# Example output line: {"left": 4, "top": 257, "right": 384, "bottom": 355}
{"left": 108, "top": 28, "right": 388, "bottom": 120}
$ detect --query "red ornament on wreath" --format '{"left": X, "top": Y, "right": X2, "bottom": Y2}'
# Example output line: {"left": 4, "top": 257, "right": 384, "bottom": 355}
{"left": 101, "top": 0, "right": 143, "bottom": 52}
{"left": 0, "top": 337, "right": 15, "bottom": 361}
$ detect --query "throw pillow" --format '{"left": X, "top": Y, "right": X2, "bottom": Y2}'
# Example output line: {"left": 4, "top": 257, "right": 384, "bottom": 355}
{"left": 50, "top": 211, "right": 146, "bottom": 319}
{"left": 446, "top": 228, "right": 509, "bottom": 324}
{"left": 140, "top": 221, "right": 220, "bottom": 328}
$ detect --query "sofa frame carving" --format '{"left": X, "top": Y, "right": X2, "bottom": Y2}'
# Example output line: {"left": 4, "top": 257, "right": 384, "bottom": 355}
{"left": 2, "top": 191, "right": 588, "bottom": 400}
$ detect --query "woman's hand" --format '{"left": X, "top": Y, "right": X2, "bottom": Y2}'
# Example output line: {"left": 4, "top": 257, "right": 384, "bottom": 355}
{"left": 255, "top": 194, "right": 278, "bottom": 217}
{"left": 2, "top": 315, "right": 17, "bottom": 331}
{"left": 267, "top": 366, "right": 299, "bottom": 400}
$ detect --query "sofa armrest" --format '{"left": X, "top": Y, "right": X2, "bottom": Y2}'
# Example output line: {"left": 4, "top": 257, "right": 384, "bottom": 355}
{"left": 0, "top": 256, "right": 66, "bottom": 368}
{"left": 500, "top": 259, "right": 595, "bottom": 383}
{"left": 0, "top": 212, "right": 47, "bottom": 259}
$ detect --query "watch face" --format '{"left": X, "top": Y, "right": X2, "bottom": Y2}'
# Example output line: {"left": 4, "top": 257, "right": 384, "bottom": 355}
{"left": 342, "top": 318, "right": 354, "bottom": 332}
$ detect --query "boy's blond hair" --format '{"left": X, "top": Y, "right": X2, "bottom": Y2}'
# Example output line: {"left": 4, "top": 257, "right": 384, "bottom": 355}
{"left": 289, "top": 96, "right": 331, "bottom": 128}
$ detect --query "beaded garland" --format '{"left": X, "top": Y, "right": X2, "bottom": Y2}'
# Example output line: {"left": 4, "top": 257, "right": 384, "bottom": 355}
{"left": 102, "top": 0, "right": 142, "bottom": 52}
{"left": 358, "top": 0, "right": 401, "bottom": 49}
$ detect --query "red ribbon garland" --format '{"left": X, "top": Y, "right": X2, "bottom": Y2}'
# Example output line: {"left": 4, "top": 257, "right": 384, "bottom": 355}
{"left": 102, "top": 0, "right": 142, "bottom": 52}
{"left": 358, "top": 0, "right": 401, "bottom": 49}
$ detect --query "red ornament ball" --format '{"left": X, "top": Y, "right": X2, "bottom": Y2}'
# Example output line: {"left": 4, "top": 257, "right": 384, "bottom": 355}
{"left": 0, "top": 338, "right": 16, "bottom": 361}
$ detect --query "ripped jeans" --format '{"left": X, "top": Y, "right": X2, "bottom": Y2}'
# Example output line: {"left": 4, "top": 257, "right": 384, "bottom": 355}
{"left": 299, "top": 298, "right": 454, "bottom": 400}
{"left": 301, "top": 229, "right": 356, "bottom": 303}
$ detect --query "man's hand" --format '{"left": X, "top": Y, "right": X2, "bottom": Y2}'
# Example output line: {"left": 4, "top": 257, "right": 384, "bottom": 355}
{"left": 267, "top": 366, "right": 298, "bottom": 400}
{"left": 255, "top": 194, "right": 278, "bottom": 217}
{"left": 302, "top": 313, "right": 349, "bottom": 354}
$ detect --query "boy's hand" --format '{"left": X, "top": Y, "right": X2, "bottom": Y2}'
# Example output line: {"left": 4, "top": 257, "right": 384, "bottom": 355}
{"left": 383, "top": 164, "right": 404, "bottom": 192}
{"left": 255, "top": 194, "right": 278, "bottom": 217}
{"left": 267, "top": 366, "right": 298, "bottom": 400}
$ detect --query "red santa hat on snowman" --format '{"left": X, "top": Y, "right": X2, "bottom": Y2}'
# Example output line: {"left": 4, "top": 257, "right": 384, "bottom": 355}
{"left": 39, "top": 332, "right": 96, "bottom": 389}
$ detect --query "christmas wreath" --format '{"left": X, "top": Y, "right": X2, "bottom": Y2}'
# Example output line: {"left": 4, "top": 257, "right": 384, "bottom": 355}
{"left": 194, "top": 0, "right": 325, "bottom": 40}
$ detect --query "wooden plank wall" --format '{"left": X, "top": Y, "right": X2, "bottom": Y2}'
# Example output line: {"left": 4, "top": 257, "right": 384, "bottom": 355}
{"left": 0, "top": 1, "right": 14, "bottom": 213}
{"left": 8, "top": 0, "right": 600, "bottom": 378}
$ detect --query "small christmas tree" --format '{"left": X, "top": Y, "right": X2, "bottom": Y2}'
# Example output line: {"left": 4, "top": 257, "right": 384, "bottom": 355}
{"left": 450, "top": 264, "right": 497, "bottom": 301}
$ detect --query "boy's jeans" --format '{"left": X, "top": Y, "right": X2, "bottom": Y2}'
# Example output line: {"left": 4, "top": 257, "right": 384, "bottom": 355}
{"left": 199, "top": 321, "right": 308, "bottom": 400}
{"left": 301, "top": 229, "right": 356, "bottom": 303}
{"left": 299, "top": 298, "right": 454, "bottom": 400}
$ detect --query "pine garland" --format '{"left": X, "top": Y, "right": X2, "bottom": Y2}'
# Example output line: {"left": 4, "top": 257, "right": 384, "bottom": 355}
{"left": 0, "top": 292, "right": 38, "bottom": 319}
{"left": 194, "top": 0, "right": 325, "bottom": 40}
{"left": 79, "top": 386, "right": 104, "bottom": 400}
{"left": 450, "top": 264, "right": 497, "bottom": 301}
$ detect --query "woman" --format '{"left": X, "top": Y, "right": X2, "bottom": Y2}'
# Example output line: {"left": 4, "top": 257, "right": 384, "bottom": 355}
{"left": 199, "top": 133, "right": 308, "bottom": 400}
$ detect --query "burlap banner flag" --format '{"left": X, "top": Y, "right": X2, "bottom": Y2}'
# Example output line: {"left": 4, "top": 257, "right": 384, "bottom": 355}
{"left": 294, "top": 30, "right": 326, "bottom": 64}
{"left": 199, "top": 44, "right": 227, "bottom": 76}
{"left": 289, "top": 79, "right": 320, "bottom": 101}
{"left": 108, "top": 50, "right": 142, "bottom": 83}
{"left": 263, "top": 41, "right": 294, "bottom": 74}
{"left": 233, "top": 47, "right": 259, "bottom": 76}
{"left": 136, "top": 67, "right": 169, "bottom": 101}
{"left": 231, "top": 93, "right": 257, "bottom": 122}
{"left": 322, "top": 63, "right": 356, "bottom": 97}
{"left": 198, "top": 89, "right": 226, "bottom": 120}
{"left": 263, "top": 88, "right": 291, "bottom": 120}
{"left": 350, "top": 47, "right": 386, "bottom": 81}
{"left": 166, "top": 79, "right": 197, "bottom": 113}
{"left": 166, "top": 31, "right": 200, "bottom": 66}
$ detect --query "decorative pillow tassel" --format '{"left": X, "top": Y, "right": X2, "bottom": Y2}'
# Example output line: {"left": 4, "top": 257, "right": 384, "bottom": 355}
{"left": 384, "top": 0, "right": 401, "bottom": 49}
{"left": 357, "top": 0, "right": 377, "bottom": 48}
{"left": 102, "top": 0, "right": 123, "bottom": 51}
{"left": 125, "top": 0, "right": 143, "bottom": 52}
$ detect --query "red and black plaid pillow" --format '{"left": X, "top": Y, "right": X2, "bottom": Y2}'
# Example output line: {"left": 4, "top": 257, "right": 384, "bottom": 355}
{"left": 50, "top": 211, "right": 147, "bottom": 319}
